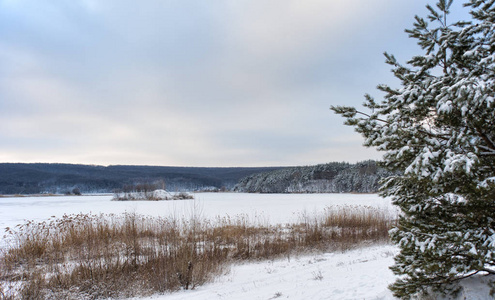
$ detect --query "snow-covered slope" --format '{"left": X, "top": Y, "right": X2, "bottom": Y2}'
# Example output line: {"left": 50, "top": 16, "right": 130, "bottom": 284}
{"left": 143, "top": 245, "right": 399, "bottom": 300}
{"left": 141, "top": 244, "right": 493, "bottom": 300}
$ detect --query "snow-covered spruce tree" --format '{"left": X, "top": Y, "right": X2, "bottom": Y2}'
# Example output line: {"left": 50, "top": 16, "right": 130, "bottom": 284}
{"left": 331, "top": 0, "right": 495, "bottom": 298}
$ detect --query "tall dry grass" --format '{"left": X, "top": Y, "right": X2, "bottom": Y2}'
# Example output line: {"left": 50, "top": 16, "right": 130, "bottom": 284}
{"left": 0, "top": 205, "right": 396, "bottom": 299}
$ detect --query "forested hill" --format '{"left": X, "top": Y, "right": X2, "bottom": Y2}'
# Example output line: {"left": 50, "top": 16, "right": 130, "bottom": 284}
{"left": 0, "top": 163, "right": 282, "bottom": 194}
{"left": 234, "top": 161, "right": 391, "bottom": 193}
{"left": 0, "top": 161, "right": 390, "bottom": 195}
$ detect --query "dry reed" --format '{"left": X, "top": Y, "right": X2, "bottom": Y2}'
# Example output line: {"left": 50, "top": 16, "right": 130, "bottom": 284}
{"left": 0, "top": 205, "right": 397, "bottom": 299}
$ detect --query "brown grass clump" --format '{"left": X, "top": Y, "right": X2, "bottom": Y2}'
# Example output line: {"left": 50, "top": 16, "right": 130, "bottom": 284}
{"left": 0, "top": 205, "right": 397, "bottom": 299}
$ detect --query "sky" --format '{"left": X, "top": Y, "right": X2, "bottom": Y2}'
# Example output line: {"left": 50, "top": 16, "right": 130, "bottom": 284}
{"left": 0, "top": 0, "right": 471, "bottom": 167}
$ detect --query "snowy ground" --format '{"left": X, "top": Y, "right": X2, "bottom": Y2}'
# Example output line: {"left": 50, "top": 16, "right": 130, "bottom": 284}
{"left": 1, "top": 193, "right": 492, "bottom": 299}
{"left": 141, "top": 244, "right": 399, "bottom": 300}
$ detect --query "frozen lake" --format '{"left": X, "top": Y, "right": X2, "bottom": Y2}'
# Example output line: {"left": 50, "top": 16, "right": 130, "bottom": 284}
{"left": 0, "top": 193, "right": 393, "bottom": 233}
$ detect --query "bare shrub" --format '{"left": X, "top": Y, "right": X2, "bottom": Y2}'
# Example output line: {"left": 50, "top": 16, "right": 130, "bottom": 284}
{"left": 174, "top": 192, "right": 194, "bottom": 200}
{"left": 312, "top": 269, "right": 324, "bottom": 281}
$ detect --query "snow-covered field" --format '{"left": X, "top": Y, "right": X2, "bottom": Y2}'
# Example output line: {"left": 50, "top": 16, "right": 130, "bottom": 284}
{"left": 143, "top": 245, "right": 399, "bottom": 300}
{"left": 1, "top": 193, "right": 491, "bottom": 299}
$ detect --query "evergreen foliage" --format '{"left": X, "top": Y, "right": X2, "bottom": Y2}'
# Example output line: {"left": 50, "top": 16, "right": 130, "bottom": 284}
{"left": 331, "top": 0, "right": 495, "bottom": 298}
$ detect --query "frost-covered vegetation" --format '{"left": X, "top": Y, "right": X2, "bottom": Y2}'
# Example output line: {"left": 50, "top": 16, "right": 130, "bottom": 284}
{"left": 234, "top": 161, "right": 391, "bottom": 193}
{"left": 112, "top": 183, "right": 193, "bottom": 201}
{"left": 332, "top": 0, "right": 495, "bottom": 298}
{"left": 0, "top": 206, "right": 395, "bottom": 299}
{"left": 112, "top": 190, "right": 194, "bottom": 201}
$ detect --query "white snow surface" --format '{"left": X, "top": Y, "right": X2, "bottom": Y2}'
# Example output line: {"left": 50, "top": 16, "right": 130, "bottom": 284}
{"left": 138, "top": 245, "right": 399, "bottom": 300}
{"left": 1, "top": 193, "right": 493, "bottom": 299}
{"left": 0, "top": 193, "right": 393, "bottom": 232}
{"left": 152, "top": 189, "right": 171, "bottom": 199}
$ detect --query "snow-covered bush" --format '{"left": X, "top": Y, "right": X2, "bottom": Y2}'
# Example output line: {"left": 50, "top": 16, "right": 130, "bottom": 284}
{"left": 332, "top": 0, "right": 495, "bottom": 298}
{"left": 113, "top": 189, "right": 193, "bottom": 201}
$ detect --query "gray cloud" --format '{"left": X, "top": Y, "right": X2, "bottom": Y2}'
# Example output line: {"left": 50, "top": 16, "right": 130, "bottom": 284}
{"left": 0, "top": 0, "right": 469, "bottom": 166}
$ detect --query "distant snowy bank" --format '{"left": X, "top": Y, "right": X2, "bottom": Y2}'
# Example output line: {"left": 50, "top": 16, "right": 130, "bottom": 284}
{"left": 112, "top": 189, "right": 194, "bottom": 201}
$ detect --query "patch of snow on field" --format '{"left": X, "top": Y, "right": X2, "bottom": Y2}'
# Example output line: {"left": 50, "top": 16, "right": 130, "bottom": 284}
{"left": 138, "top": 245, "right": 399, "bottom": 300}
{"left": 153, "top": 189, "right": 171, "bottom": 199}
{"left": 137, "top": 245, "right": 494, "bottom": 300}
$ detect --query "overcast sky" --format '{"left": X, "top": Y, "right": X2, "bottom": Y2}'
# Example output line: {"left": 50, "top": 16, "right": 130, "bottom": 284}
{"left": 0, "top": 0, "right": 470, "bottom": 167}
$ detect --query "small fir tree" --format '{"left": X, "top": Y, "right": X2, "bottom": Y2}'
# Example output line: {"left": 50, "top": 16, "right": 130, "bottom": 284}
{"left": 331, "top": 0, "right": 495, "bottom": 298}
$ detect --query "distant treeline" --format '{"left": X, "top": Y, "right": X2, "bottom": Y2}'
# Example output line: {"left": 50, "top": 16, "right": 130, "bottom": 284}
{"left": 0, "top": 161, "right": 390, "bottom": 195}
{"left": 233, "top": 161, "right": 392, "bottom": 193}
{"left": 0, "top": 163, "right": 281, "bottom": 194}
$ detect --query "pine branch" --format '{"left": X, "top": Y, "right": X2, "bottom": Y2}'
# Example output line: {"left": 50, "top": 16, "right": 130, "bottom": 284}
{"left": 353, "top": 110, "right": 390, "bottom": 124}
{"left": 475, "top": 127, "right": 495, "bottom": 151}
{"left": 481, "top": 267, "right": 495, "bottom": 275}
{"left": 450, "top": 270, "right": 482, "bottom": 281}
